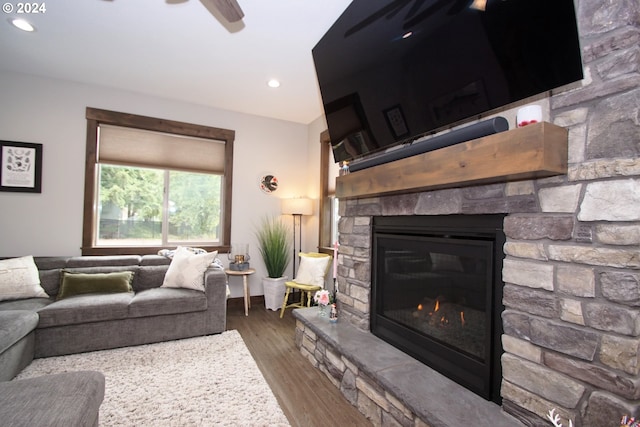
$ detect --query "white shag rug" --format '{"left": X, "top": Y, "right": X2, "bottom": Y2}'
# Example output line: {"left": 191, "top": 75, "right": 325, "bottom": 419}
{"left": 16, "top": 330, "right": 290, "bottom": 427}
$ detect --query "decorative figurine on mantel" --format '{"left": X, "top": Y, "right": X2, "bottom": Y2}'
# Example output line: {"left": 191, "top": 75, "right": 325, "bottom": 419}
{"left": 339, "top": 161, "right": 349, "bottom": 176}
{"left": 329, "top": 303, "right": 338, "bottom": 323}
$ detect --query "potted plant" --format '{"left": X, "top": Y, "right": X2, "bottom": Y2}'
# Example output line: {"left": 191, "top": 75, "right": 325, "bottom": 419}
{"left": 255, "top": 215, "right": 292, "bottom": 311}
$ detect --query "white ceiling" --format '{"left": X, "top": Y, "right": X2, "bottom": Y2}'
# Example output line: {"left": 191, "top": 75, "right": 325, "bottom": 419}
{"left": 0, "top": 0, "right": 352, "bottom": 124}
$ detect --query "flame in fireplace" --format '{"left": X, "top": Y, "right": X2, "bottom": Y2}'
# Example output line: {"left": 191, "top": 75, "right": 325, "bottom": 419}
{"left": 415, "top": 298, "right": 467, "bottom": 329}
{"left": 411, "top": 297, "right": 471, "bottom": 329}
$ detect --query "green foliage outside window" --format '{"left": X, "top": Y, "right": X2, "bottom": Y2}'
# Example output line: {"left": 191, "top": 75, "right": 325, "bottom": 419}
{"left": 98, "top": 164, "right": 222, "bottom": 245}
{"left": 168, "top": 170, "right": 221, "bottom": 241}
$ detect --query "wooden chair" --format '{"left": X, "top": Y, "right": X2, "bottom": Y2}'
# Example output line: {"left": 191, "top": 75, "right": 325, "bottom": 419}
{"left": 279, "top": 252, "right": 332, "bottom": 318}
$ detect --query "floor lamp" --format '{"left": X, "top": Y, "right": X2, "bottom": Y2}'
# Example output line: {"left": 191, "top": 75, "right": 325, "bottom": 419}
{"left": 281, "top": 198, "right": 313, "bottom": 278}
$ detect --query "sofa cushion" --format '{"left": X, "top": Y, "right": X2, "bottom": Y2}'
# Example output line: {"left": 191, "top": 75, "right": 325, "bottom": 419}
{"left": 57, "top": 270, "right": 134, "bottom": 300}
{"left": 0, "top": 371, "right": 105, "bottom": 427}
{"left": 38, "top": 269, "right": 63, "bottom": 297}
{"left": 0, "top": 311, "right": 39, "bottom": 354}
{"left": 140, "top": 255, "right": 171, "bottom": 266}
{"left": 37, "top": 293, "right": 134, "bottom": 328}
{"left": 161, "top": 247, "right": 217, "bottom": 292}
{"left": 128, "top": 287, "right": 207, "bottom": 318}
{"left": 0, "top": 298, "right": 52, "bottom": 312}
{"left": 0, "top": 256, "right": 49, "bottom": 302}
{"left": 65, "top": 255, "right": 141, "bottom": 268}
{"left": 32, "top": 257, "right": 70, "bottom": 271}
{"left": 134, "top": 265, "right": 168, "bottom": 292}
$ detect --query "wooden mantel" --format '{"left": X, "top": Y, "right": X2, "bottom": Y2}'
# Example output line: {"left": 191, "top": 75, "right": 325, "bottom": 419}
{"left": 335, "top": 121, "right": 568, "bottom": 199}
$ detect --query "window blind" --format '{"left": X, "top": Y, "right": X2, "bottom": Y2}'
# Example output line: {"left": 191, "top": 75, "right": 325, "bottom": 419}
{"left": 98, "top": 124, "right": 226, "bottom": 174}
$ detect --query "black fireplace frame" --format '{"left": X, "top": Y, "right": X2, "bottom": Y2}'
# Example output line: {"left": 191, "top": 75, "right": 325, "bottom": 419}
{"left": 371, "top": 214, "right": 506, "bottom": 403}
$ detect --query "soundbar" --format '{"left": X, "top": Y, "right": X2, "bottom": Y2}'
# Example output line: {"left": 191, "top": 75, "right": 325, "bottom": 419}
{"left": 348, "top": 117, "right": 509, "bottom": 173}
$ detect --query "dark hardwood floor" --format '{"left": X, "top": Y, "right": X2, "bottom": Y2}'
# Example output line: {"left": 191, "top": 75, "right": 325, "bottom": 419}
{"left": 226, "top": 297, "right": 371, "bottom": 427}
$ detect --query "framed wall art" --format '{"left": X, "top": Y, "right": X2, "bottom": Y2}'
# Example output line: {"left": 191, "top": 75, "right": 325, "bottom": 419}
{"left": 0, "top": 141, "right": 43, "bottom": 193}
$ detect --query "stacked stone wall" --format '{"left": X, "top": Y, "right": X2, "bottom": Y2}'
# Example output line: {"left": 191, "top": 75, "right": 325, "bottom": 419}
{"left": 333, "top": 1, "right": 640, "bottom": 425}
{"left": 295, "top": 320, "right": 432, "bottom": 427}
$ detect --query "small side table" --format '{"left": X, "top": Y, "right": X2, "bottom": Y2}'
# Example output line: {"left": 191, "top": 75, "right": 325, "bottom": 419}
{"left": 225, "top": 268, "right": 256, "bottom": 316}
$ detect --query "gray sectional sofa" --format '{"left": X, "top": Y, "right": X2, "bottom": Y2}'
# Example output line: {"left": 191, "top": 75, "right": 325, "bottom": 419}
{"left": 0, "top": 254, "right": 228, "bottom": 426}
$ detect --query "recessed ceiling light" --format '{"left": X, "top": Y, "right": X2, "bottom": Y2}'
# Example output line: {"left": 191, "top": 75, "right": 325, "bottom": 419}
{"left": 11, "top": 18, "right": 35, "bottom": 32}
{"left": 402, "top": 31, "right": 413, "bottom": 39}
{"left": 267, "top": 79, "right": 281, "bottom": 88}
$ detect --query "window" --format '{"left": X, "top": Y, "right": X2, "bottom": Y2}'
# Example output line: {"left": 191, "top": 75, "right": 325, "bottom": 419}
{"left": 318, "top": 130, "right": 341, "bottom": 253}
{"left": 83, "top": 108, "right": 234, "bottom": 255}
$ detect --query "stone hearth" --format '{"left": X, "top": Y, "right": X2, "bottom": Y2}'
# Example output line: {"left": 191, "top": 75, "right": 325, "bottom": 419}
{"left": 296, "top": 1, "right": 639, "bottom": 426}
{"left": 294, "top": 307, "right": 519, "bottom": 427}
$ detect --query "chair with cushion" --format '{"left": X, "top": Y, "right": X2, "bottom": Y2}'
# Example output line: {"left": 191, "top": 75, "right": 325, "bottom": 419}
{"left": 279, "top": 253, "right": 331, "bottom": 318}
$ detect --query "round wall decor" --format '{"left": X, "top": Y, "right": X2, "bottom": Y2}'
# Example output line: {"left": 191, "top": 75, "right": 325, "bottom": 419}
{"left": 259, "top": 174, "right": 278, "bottom": 194}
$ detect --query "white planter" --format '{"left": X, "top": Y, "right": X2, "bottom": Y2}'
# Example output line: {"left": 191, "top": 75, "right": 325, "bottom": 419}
{"left": 263, "top": 277, "right": 287, "bottom": 311}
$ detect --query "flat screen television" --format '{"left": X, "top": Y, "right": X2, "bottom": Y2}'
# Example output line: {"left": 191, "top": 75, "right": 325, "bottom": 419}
{"left": 312, "top": 0, "right": 584, "bottom": 164}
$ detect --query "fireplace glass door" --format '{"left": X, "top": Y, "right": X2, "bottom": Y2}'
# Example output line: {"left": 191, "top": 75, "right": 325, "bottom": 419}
{"left": 371, "top": 215, "right": 505, "bottom": 402}
{"left": 379, "top": 235, "right": 491, "bottom": 360}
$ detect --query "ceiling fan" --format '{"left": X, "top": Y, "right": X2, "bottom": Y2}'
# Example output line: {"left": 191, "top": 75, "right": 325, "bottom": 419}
{"left": 199, "top": 0, "right": 244, "bottom": 22}
{"left": 105, "top": 0, "right": 244, "bottom": 23}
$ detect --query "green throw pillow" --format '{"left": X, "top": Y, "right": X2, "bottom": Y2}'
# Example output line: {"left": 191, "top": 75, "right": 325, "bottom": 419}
{"left": 57, "top": 270, "right": 134, "bottom": 300}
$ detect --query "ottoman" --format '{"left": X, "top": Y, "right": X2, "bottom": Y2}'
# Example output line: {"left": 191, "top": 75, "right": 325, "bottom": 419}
{"left": 0, "top": 370, "right": 105, "bottom": 427}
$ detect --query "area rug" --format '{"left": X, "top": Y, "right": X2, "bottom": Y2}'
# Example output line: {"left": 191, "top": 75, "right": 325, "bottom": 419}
{"left": 15, "top": 330, "right": 290, "bottom": 427}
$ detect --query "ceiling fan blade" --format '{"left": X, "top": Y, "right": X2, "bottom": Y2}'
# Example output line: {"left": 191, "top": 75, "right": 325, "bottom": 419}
{"left": 200, "top": 0, "right": 244, "bottom": 22}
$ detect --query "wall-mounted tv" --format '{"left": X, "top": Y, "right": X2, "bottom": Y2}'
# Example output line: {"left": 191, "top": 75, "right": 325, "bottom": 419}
{"left": 313, "top": 0, "right": 584, "bottom": 163}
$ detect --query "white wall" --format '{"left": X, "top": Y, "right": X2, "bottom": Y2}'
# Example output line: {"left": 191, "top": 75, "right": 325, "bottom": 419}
{"left": 0, "top": 71, "right": 320, "bottom": 297}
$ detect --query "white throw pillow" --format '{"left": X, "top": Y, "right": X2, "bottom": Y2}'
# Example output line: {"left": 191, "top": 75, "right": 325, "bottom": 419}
{"left": 0, "top": 255, "right": 49, "bottom": 301}
{"left": 162, "top": 247, "right": 218, "bottom": 292}
{"left": 293, "top": 253, "right": 331, "bottom": 287}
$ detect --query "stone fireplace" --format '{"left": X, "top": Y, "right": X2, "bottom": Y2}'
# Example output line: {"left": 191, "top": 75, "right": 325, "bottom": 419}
{"left": 332, "top": 0, "right": 640, "bottom": 421}
{"left": 295, "top": 1, "right": 638, "bottom": 426}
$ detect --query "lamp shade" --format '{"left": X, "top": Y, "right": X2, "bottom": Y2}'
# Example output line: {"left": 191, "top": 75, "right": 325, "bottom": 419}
{"left": 281, "top": 198, "right": 313, "bottom": 215}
